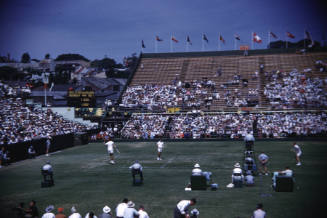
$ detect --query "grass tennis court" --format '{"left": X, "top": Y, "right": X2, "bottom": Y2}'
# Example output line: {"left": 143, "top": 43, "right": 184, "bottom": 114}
{"left": 1, "top": 140, "right": 327, "bottom": 218}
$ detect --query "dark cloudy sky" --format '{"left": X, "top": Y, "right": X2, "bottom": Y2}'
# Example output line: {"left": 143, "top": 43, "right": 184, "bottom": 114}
{"left": 0, "top": 0, "right": 326, "bottom": 63}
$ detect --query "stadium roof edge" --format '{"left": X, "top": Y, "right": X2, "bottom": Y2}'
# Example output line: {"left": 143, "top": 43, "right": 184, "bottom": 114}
{"left": 141, "top": 47, "right": 327, "bottom": 59}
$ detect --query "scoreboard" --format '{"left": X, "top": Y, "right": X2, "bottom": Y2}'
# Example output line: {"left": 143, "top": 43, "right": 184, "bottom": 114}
{"left": 67, "top": 91, "right": 96, "bottom": 107}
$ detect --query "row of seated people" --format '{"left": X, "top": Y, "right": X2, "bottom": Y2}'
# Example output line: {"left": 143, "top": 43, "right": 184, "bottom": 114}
{"left": 121, "top": 78, "right": 259, "bottom": 111}
{"left": 264, "top": 69, "right": 327, "bottom": 109}
{"left": 120, "top": 112, "right": 327, "bottom": 139}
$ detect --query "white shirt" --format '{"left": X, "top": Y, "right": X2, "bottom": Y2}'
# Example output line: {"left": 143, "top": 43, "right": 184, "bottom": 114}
{"left": 129, "top": 163, "right": 143, "bottom": 170}
{"left": 281, "top": 169, "right": 293, "bottom": 177}
{"left": 258, "top": 153, "right": 269, "bottom": 162}
{"left": 192, "top": 168, "right": 202, "bottom": 175}
{"left": 157, "top": 141, "right": 164, "bottom": 150}
{"left": 176, "top": 200, "right": 191, "bottom": 214}
{"left": 42, "top": 212, "right": 55, "bottom": 218}
{"left": 294, "top": 144, "right": 302, "bottom": 155}
{"left": 244, "top": 133, "right": 255, "bottom": 141}
{"left": 42, "top": 164, "right": 52, "bottom": 171}
{"left": 116, "top": 202, "right": 127, "bottom": 217}
{"left": 233, "top": 167, "right": 242, "bottom": 174}
{"left": 253, "top": 209, "right": 266, "bottom": 218}
{"left": 69, "top": 213, "right": 82, "bottom": 218}
{"left": 138, "top": 210, "right": 149, "bottom": 218}
{"left": 106, "top": 141, "right": 114, "bottom": 151}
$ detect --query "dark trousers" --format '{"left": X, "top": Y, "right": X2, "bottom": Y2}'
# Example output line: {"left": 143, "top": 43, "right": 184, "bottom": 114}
{"left": 174, "top": 207, "right": 186, "bottom": 218}
{"left": 132, "top": 168, "right": 143, "bottom": 183}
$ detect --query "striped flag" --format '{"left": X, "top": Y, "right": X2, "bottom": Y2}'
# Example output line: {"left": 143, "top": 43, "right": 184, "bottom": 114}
{"left": 286, "top": 32, "right": 295, "bottom": 39}
{"left": 270, "top": 32, "right": 278, "bottom": 39}
{"left": 305, "top": 30, "right": 314, "bottom": 47}
{"left": 171, "top": 36, "right": 178, "bottom": 43}
{"left": 156, "top": 36, "right": 163, "bottom": 41}
{"left": 219, "top": 35, "right": 225, "bottom": 44}
{"left": 203, "top": 34, "right": 209, "bottom": 43}
{"left": 253, "top": 33, "right": 262, "bottom": 43}
{"left": 141, "top": 40, "right": 145, "bottom": 48}
{"left": 234, "top": 34, "right": 240, "bottom": 40}
{"left": 187, "top": 36, "right": 192, "bottom": 45}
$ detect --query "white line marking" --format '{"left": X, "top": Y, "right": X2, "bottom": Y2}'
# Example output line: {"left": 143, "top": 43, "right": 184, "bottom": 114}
{"left": 160, "top": 157, "right": 175, "bottom": 168}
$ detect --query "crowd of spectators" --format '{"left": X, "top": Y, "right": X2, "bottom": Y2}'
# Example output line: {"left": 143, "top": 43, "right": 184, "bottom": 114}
{"left": 121, "top": 114, "right": 169, "bottom": 139}
{"left": 0, "top": 82, "right": 94, "bottom": 146}
{"left": 264, "top": 69, "right": 327, "bottom": 109}
{"left": 121, "top": 79, "right": 217, "bottom": 111}
{"left": 170, "top": 113, "right": 254, "bottom": 139}
{"left": 120, "top": 112, "right": 327, "bottom": 139}
{"left": 12, "top": 198, "right": 150, "bottom": 218}
{"left": 257, "top": 112, "right": 327, "bottom": 138}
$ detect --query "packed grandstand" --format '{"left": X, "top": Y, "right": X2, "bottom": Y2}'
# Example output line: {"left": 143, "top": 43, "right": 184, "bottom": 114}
{"left": 1, "top": 49, "right": 327, "bottom": 146}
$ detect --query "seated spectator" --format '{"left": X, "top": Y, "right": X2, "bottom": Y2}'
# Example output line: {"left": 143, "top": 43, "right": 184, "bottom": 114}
{"left": 12, "top": 202, "right": 25, "bottom": 218}
{"left": 55, "top": 207, "right": 67, "bottom": 218}
{"left": 115, "top": 198, "right": 128, "bottom": 218}
{"left": 123, "top": 201, "right": 139, "bottom": 218}
{"left": 25, "top": 200, "right": 39, "bottom": 218}
{"left": 69, "top": 206, "right": 81, "bottom": 218}
{"left": 28, "top": 145, "right": 36, "bottom": 159}
{"left": 42, "top": 205, "right": 55, "bottom": 218}
{"left": 272, "top": 166, "right": 293, "bottom": 189}
{"left": 252, "top": 203, "right": 266, "bottom": 218}
{"left": 85, "top": 211, "right": 97, "bottom": 218}
{"left": 99, "top": 206, "right": 111, "bottom": 218}
{"left": 232, "top": 163, "right": 244, "bottom": 186}
{"left": 191, "top": 163, "right": 202, "bottom": 176}
{"left": 245, "top": 171, "right": 255, "bottom": 186}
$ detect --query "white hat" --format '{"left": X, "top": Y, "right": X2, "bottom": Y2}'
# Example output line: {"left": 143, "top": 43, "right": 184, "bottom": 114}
{"left": 194, "top": 163, "right": 200, "bottom": 168}
{"left": 234, "top": 163, "right": 241, "bottom": 168}
{"left": 226, "top": 183, "right": 235, "bottom": 188}
{"left": 127, "top": 201, "right": 135, "bottom": 208}
{"left": 103, "top": 205, "right": 111, "bottom": 213}
{"left": 71, "top": 206, "right": 77, "bottom": 213}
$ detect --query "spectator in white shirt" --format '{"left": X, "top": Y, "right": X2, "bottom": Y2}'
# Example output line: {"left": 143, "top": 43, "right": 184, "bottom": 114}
{"left": 252, "top": 203, "right": 266, "bottom": 218}
{"left": 69, "top": 206, "right": 82, "bottom": 218}
{"left": 174, "top": 198, "right": 197, "bottom": 218}
{"left": 42, "top": 205, "right": 55, "bottom": 218}
{"left": 191, "top": 163, "right": 202, "bottom": 176}
{"left": 272, "top": 166, "right": 293, "bottom": 188}
{"left": 138, "top": 205, "right": 149, "bottom": 218}
{"left": 116, "top": 198, "right": 128, "bottom": 218}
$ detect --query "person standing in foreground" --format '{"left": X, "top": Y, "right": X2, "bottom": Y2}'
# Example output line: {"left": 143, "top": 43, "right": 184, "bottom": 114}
{"left": 156, "top": 139, "right": 164, "bottom": 160}
{"left": 252, "top": 203, "right": 266, "bottom": 218}
{"left": 105, "top": 138, "right": 117, "bottom": 164}
{"left": 116, "top": 198, "right": 128, "bottom": 218}
{"left": 292, "top": 142, "right": 302, "bottom": 166}
{"left": 174, "top": 198, "right": 197, "bottom": 218}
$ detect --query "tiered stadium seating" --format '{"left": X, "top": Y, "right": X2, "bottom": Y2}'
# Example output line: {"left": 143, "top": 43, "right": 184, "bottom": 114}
{"left": 127, "top": 51, "right": 327, "bottom": 110}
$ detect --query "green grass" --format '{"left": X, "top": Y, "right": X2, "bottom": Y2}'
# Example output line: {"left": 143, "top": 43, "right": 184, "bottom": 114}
{"left": 1, "top": 140, "right": 327, "bottom": 218}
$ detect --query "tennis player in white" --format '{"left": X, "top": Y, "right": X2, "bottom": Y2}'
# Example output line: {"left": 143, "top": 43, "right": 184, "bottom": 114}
{"left": 105, "top": 138, "right": 117, "bottom": 164}
{"left": 156, "top": 140, "right": 164, "bottom": 160}
{"left": 292, "top": 142, "right": 302, "bottom": 166}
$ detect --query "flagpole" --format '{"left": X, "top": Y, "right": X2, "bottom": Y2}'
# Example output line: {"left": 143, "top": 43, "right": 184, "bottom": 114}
{"left": 218, "top": 34, "right": 220, "bottom": 51}
{"left": 251, "top": 32, "right": 254, "bottom": 50}
{"left": 304, "top": 29, "right": 306, "bottom": 49}
{"left": 186, "top": 41, "right": 189, "bottom": 52}
{"left": 285, "top": 32, "right": 288, "bottom": 49}
{"left": 170, "top": 35, "right": 173, "bottom": 52}
{"left": 155, "top": 38, "right": 158, "bottom": 53}
{"left": 202, "top": 34, "right": 204, "bottom": 51}
{"left": 268, "top": 31, "right": 271, "bottom": 49}
{"left": 234, "top": 37, "right": 236, "bottom": 50}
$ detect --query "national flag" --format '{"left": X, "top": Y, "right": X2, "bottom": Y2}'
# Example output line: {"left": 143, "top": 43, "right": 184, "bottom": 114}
{"left": 187, "top": 36, "right": 192, "bottom": 45}
{"left": 203, "top": 34, "right": 209, "bottom": 43}
{"left": 234, "top": 34, "right": 240, "bottom": 40}
{"left": 219, "top": 35, "right": 225, "bottom": 44}
{"left": 156, "top": 36, "right": 163, "bottom": 41}
{"left": 171, "top": 36, "right": 178, "bottom": 43}
{"left": 270, "top": 32, "right": 278, "bottom": 39}
{"left": 286, "top": 32, "right": 295, "bottom": 39}
{"left": 253, "top": 33, "right": 262, "bottom": 43}
{"left": 141, "top": 40, "right": 145, "bottom": 48}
